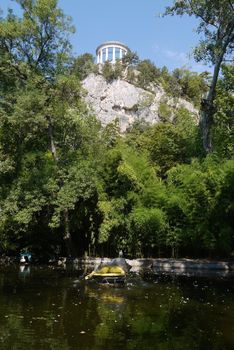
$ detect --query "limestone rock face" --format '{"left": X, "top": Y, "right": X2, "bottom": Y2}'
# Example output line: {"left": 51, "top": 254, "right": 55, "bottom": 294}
{"left": 82, "top": 73, "right": 198, "bottom": 131}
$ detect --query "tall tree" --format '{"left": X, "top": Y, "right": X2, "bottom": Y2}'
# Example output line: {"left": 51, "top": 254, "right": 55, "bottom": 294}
{"left": 0, "top": 0, "right": 74, "bottom": 80}
{"left": 0, "top": 0, "right": 87, "bottom": 257}
{"left": 164, "top": 0, "right": 234, "bottom": 153}
{"left": 72, "top": 53, "right": 97, "bottom": 80}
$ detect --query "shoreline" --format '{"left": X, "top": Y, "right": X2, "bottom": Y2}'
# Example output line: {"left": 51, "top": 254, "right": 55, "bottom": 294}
{"left": 1, "top": 255, "right": 234, "bottom": 271}
{"left": 77, "top": 257, "right": 234, "bottom": 271}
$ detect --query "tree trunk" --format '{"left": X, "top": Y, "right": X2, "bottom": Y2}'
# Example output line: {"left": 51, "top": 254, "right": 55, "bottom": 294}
{"left": 63, "top": 208, "right": 73, "bottom": 257}
{"left": 200, "top": 43, "right": 229, "bottom": 153}
{"left": 200, "top": 100, "right": 214, "bottom": 153}
{"left": 172, "top": 246, "right": 175, "bottom": 259}
{"left": 46, "top": 115, "right": 58, "bottom": 161}
{"left": 46, "top": 115, "right": 74, "bottom": 257}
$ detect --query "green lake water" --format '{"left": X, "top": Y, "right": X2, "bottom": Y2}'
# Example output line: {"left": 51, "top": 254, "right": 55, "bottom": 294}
{"left": 0, "top": 265, "right": 234, "bottom": 350}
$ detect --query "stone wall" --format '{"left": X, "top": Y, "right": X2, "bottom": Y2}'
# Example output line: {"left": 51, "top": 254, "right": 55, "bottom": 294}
{"left": 76, "top": 257, "right": 234, "bottom": 271}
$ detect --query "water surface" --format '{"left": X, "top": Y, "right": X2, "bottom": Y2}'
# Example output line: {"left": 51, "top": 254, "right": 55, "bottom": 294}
{"left": 0, "top": 265, "right": 234, "bottom": 350}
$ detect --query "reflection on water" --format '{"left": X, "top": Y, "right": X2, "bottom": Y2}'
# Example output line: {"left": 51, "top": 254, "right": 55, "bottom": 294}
{"left": 0, "top": 265, "right": 234, "bottom": 350}
{"left": 19, "top": 265, "right": 31, "bottom": 280}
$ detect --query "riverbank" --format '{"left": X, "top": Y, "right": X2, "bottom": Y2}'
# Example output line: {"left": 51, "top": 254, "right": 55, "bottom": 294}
{"left": 1, "top": 255, "right": 234, "bottom": 272}
{"left": 0, "top": 256, "right": 18, "bottom": 265}
{"left": 76, "top": 257, "right": 234, "bottom": 271}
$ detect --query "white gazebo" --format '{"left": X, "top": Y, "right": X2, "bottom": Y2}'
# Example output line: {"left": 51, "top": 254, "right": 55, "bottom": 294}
{"left": 96, "top": 41, "right": 129, "bottom": 64}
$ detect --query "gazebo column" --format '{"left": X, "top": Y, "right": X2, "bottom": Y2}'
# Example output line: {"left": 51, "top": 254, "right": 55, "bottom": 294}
{"left": 105, "top": 47, "right": 108, "bottom": 61}
{"left": 96, "top": 42, "right": 129, "bottom": 64}
{"left": 100, "top": 50, "right": 103, "bottom": 64}
{"left": 119, "top": 49, "right": 122, "bottom": 59}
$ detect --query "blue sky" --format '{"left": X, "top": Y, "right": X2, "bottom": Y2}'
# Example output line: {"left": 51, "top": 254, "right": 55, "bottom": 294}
{"left": 1, "top": 0, "right": 211, "bottom": 73}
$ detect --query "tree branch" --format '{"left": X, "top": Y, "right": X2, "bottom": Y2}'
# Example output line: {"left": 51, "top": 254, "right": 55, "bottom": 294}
{"left": 36, "top": 26, "right": 52, "bottom": 67}
{"left": 19, "top": 1, "right": 34, "bottom": 24}
{"left": 187, "top": 0, "right": 219, "bottom": 28}
{"left": 228, "top": 0, "right": 234, "bottom": 11}
{"left": 2, "top": 41, "right": 27, "bottom": 80}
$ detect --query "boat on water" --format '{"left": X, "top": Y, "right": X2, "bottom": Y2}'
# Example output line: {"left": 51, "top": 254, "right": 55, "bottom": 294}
{"left": 85, "top": 257, "right": 130, "bottom": 286}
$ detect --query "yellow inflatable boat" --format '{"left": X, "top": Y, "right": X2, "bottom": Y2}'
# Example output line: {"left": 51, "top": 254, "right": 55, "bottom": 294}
{"left": 85, "top": 265, "right": 126, "bottom": 280}
{"left": 85, "top": 258, "right": 129, "bottom": 285}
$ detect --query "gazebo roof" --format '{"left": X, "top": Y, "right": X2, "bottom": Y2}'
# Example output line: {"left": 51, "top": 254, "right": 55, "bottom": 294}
{"left": 96, "top": 41, "right": 129, "bottom": 54}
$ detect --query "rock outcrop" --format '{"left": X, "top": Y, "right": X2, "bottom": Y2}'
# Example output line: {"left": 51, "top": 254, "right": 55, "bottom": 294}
{"left": 82, "top": 73, "right": 198, "bottom": 131}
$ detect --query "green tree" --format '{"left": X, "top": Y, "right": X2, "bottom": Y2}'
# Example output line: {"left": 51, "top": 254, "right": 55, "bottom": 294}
{"left": 72, "top": 53, "right": 98, "bottom": 80}
{"left": 0, "top": 0, "right": 74, "bottom": 79}
{"left": 166, "top": 157, "right": 234, "bottom": 256}
{"left": 172, "top": 67, "right": 208, "bottom": 106}
{"left": 137, "top": 59, "right": 161, "bottom": 89}
{"left": 0, "top": 0, "right": 103, "bottom": 257}
{"left": 101, "top": 60, "right": 124, "bottom": 82}
{"left": 164, "top": 0, "right": 234, "bottom": 153}
{"left": 101, "top": 60, "right": 114, "bottom": 82}
{"left": 212, "top": 64, "right": 234, "bottom": 157}
{"left": 129, "top": 207, "right": 167, "bottom": 257}
{"left": 144, "top": 108, "right": 200, "bottom": 176}
{"left": 122, "top": 50, "right": 139, "bottom": 67}
{"left": 158, "top": 102, "right": 173, "bottom": 122}
{"left": 159, "top": 66, "right": 181, "bottom": 97}
{"left": 122, "top": 51, "right": 139, "bottom": 79}
{"left": 97, "top": 143, "right": 168, "bottom": 257}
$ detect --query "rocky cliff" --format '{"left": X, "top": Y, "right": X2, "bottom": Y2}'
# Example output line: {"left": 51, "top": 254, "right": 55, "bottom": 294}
{"left": 82, "top": 73, "right": 198, "bottom": 131}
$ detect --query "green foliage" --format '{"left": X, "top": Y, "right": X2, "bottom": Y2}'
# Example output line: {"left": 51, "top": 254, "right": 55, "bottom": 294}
{"left": 126, "top": 67, "right": 137, "bottom": 84}
{"left": 102, "top": 61, "right": 116, "bottom": 82}
{"left": 125, "top": 119, "right": 151, "bottom": 152}
{"left": 0, "top": 0, "right": 233, "bottom": 259}
{"left": 0, "top": 0, "right": 102, "bottom": 257}
{"left": 166, "top": 157, "right": 234, "bottom": 256}
{"left": 100, "top": 51, "right": 139, "bottom": 83}
{"left": 122, "top": 51, "right": 139, "bottom": 68}
{"left": 144, "top": 108, "right": 200, "bottom": 175}
{"left": 98, "top": 50, "right": 207, "bottom": 108}
{"left": 172, "top": 68, "right": 208, "bottom": 106}
{"left": 136, "top": 60, "right": 161, "bottom": 90}
{"left": 129, "top": 207, "right": 167, "bottom": 254}
{"left": 158, "top": 102, "right": 173, "bottom": 122}
{"left": 164, "top": 1, "right": 234, "bottom": 66}
{"left": 0, "top": 0, "right": 74, "bottom": 79}
{"left": 133, "top": 61, "right": 208, "bottom": 106}
{"left": 164, "top": 0, "right": 234, "bottom": 152}
{"left": 101, "top": 60, "right": 124, "bottom": 82}
{"left": 96, "top": 143, "right": 168, "bottom": 256}
{"left": 72, "top": 53, "right": 98, "bottom": 80}
{"left": 212, "top": 65, "right": 234, "bottom": 158}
